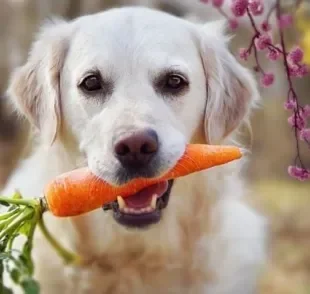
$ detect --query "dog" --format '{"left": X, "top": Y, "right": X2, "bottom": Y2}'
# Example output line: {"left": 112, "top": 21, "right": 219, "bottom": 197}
{"left": 2, "top": 6, "right": 267, "bottom": 294}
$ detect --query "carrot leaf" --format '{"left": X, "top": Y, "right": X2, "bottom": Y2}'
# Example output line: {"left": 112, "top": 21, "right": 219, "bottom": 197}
{"left": 0, "top": 193, "right": 82, "bottom": 293}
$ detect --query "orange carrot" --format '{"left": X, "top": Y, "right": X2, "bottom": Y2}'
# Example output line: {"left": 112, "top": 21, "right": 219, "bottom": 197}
{"left": 44, "top": 144, "right": 242, "bottom": 217}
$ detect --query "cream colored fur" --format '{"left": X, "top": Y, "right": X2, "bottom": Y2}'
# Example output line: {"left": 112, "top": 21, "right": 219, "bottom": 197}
{"left": 3, "top": 7, "right": 267, "bottom": 294}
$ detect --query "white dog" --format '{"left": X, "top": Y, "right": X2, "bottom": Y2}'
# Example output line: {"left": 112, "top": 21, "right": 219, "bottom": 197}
{"left": 2, "top": 6, "right": 267, "bottom": 294}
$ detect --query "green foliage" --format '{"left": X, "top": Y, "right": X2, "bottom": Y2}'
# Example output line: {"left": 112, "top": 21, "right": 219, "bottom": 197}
{"left": 0, "top": 196, "right": 42, "bottom": 294}
{"left": 0, "top": 193, "right": 79, "bottom": 294}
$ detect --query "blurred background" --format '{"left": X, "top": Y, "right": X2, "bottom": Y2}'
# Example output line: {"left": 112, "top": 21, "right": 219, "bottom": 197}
{"left": 0, "top": 0, "right": 309, "bottom": 293}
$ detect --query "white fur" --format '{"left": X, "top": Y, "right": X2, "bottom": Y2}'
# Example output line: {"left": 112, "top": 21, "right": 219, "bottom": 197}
{"left": 3, "top": 7, "right": 267, "bottom": 294}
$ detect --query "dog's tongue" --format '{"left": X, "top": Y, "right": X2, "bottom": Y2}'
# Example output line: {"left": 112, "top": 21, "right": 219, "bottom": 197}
{"left": 124, "top": 181, "right": 168, "bottom": 209}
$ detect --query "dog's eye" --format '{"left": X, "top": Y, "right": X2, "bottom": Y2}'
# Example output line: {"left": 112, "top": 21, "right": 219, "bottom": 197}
{"left": 80, "top": 75, "right": 102, "bottom": 92}
{"left": 165, "top": 75, "right": 185, "bottom": 90}
{"left": 158, "top": 73, "right": 189, "bottom": 96}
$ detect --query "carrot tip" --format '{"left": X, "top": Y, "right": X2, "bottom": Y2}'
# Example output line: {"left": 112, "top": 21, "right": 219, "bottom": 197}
{"left": 239, "top": 147, "right": 250, "bottom": 157}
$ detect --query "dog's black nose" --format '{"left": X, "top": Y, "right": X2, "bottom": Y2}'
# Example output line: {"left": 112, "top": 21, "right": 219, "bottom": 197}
{"left": 114, "top": 129, "right": 159, "bottom": 168}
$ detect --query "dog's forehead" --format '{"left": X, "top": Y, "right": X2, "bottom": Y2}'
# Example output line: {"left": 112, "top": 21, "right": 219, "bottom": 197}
{"left": 74, "top": 7, "right": 195, "bottom": 42}
{"left": 68, "top": 8, "right": 198, "bottom": 69}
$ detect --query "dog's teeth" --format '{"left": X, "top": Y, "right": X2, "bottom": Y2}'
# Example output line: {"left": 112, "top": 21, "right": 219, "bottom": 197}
{"left": 120, "top": 199, "right": 157, "bottom": 214}
{"left": 145, "top": 206, "right": 152, "bottom": 213}
{"left": 151, "top": 194, "right": 157, "bottom": 210}
{"left": 117, "top": 196, "right": 126, "bottom": 210}
{"left": 129, "top": 208, "right": 136, "bottom": 214}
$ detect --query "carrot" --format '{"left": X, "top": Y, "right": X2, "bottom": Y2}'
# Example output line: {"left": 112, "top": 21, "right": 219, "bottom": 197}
{"left": 44, "top": 144, "right": 242, "bottom": 217}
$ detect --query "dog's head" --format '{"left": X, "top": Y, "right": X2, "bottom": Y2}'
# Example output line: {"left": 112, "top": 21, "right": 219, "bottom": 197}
{"left": 7, "top": 7, "right": 258, "bottom": 228}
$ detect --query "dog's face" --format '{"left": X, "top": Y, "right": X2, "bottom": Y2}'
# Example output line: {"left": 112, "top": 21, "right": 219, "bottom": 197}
{"left": 62, "top": 11, "right": 204, "bottom": 183}
{"left": 8, "top": 7, "right": 258, "bottom": 228}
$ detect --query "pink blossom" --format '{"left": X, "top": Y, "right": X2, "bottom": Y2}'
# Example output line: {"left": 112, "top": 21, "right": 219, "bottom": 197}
{"left": 300, "top": 128, "right": 310, "bottom": 142}
{"left": 260, "top": 73, "right": 274, "bottom": 87}
{"left": 261, "top": 21, "right": 271, "bottom": 32}
{"left": 239, "top": 48, "right": 249, "bottom": 60}
{"left": 278, "top": 13, "right": 293, "bottom": 29}
{"left": 289, "top": 64, "right": 309, "bottom": 78}
{"left": 231, "top": 0, "right": 249, "bottom": 17}
{"left": 248, "top": 0, "right": 263, "bottom": 16}
{"left": 297, "top": 64, "right": 309, "bottom": 77}
{"left": 212, "top": 0, "right": 224, "bottom": 7}
{"left": 299, "top": 104, "right": 310, "bottom": 120}
{"left": 284, "top": 95, "right": 297, "bottom": 110}
{"left": 298, "top": 106, "right": 310, "bottom": 120}
{"left": 288, "top": 113, "right": 306, "bottom": 130}
{"left": 288, "top": 65, "right": 298, "bottom": 77}
{"left": 203, "top": 0, "right": 309, "bottom": 181}
{"left": 288, "top": 47, "right": 304, "bottom": 64}
{"left": 267, "top": 48, "right": 280, "bottom": 61}
{"left": 229, "top": 18, "right": 239, "bottom": 30}
{"left": 303, "top": 105, "right": 310, "bottom": 118}
{"left": 288, "top": 166, "right": 310, "bottom": 181}
{"left": 288, "top": 65, "right": 299, "bottom": 77}
{"left": 255, "top": 34, "right": 272, "bottom": 51}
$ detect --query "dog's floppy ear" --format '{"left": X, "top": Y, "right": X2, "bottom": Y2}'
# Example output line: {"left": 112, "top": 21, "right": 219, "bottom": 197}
{"left": 7, "top": 18, "right": 70, "bottom": 145}
{"left": 198, "top": 20, "right": 259, "bottom": 144}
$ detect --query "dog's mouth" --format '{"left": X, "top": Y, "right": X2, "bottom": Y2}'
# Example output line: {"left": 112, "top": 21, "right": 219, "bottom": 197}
{"left": 103, "top": 180, "right": 174, "bottom": 228}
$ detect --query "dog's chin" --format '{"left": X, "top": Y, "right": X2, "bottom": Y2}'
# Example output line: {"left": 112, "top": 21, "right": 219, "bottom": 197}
{"left": 103, "top": 180, "right": 174, "bottom": 229}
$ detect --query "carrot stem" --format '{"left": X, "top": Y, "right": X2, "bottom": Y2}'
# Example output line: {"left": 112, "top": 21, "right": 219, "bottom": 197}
{"left": 0, "top": 196, "right": 39, "bottom": 208}
{"left": 0, "top": 209, "right": 31, "bottom": 240}
{"left": 0, "top": 195, "right": 81, "bottom": 266}
{"left": 37, "top": 217, "right": 81, "bottom": 265}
